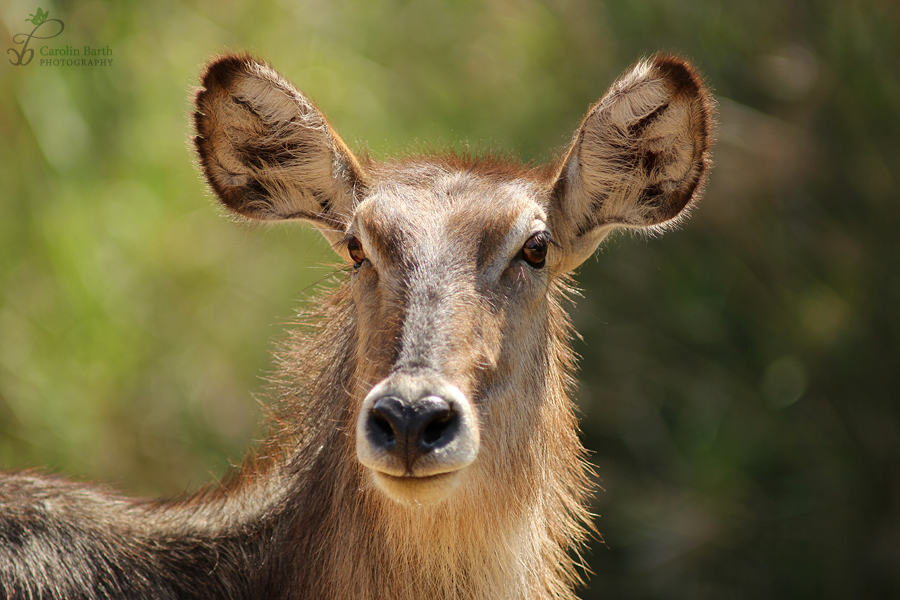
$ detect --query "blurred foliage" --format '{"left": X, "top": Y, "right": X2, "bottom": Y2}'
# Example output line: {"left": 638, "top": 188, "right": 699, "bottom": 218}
{"left": 1, "top": 0, "right": 898, "bottom": 598}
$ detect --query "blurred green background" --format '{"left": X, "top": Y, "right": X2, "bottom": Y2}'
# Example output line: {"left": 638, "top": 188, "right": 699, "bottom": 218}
{"left": 2, "top": 0, "right": 898, "bottom": 598}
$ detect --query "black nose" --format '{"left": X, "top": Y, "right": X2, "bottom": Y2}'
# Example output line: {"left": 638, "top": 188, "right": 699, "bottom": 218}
{"left": 367, "top": 395, "right": 460, "bottom": 466}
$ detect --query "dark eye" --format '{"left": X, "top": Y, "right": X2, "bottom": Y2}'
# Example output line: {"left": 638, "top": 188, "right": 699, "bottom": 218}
{"left": 347, "top": 236, "right": 366, "bottom": 267}
{"left": 522, "top": 232, "right": 549, "bottom": 268}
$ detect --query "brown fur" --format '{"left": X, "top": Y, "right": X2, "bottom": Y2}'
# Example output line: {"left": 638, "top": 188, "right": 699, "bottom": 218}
{"left": 0, "top": 53, "right": 713, "bottom": 600}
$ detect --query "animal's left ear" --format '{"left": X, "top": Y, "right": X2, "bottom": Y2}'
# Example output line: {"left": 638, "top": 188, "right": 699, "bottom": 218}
{"left": 549, "top": 55, "right": 714, "bottom": 272}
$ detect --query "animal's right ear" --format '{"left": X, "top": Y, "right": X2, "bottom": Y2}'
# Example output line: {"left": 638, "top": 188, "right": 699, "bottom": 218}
{"left": 193, "top": 54, "right": 365, "bottom": 246}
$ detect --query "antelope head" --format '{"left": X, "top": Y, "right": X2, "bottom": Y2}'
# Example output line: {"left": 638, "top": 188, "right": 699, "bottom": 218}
{"left": 193, "top": 54, "right": 712, "bottom": 506}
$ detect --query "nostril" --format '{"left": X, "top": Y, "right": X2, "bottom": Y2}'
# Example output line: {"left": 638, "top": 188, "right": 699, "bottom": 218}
{"left": 369, "top": 396, "right": 407, "bottom": 449}
{"left": 421, "top": 409, "right": 455, "bottom": 447}
{"left": 371, "top": 410, "right": 395, "bottom": 444}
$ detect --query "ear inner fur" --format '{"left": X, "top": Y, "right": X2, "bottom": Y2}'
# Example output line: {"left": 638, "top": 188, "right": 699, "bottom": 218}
{"left": 549, "top": 54, "right": 714, "bottom": 272}
{"left": 193, "top": 54, "right": 366, "bottom": 245}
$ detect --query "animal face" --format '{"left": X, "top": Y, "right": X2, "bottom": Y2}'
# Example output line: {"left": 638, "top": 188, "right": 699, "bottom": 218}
{"left": 347, "top": 166, "right": 560, "bottom": 503}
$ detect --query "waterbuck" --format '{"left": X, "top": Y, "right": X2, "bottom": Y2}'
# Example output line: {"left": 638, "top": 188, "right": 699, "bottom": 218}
{"left": 0, "top": 53, "right": 713, "bottom": 599}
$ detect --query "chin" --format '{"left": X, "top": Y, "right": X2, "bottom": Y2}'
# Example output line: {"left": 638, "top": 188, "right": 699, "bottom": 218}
{"left": 370, "top": 470, "right": 465, "bottom": 505}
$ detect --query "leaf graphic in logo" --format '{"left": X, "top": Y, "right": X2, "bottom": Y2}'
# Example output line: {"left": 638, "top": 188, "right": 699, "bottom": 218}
{"left": 26, "top": 8, "right": 49, "bottom": 25}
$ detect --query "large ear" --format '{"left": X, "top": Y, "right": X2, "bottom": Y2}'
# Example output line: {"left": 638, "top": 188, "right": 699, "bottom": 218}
{"left": 193, "top": 54, "right": 366, "bottom": 246}
{"left": 549, "top": 55, "right": 714, "bottom": 272}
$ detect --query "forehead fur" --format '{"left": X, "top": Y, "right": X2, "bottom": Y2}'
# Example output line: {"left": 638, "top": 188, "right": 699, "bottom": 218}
{"left": 360, "top": 154, "right": 551, "bottom": 226}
